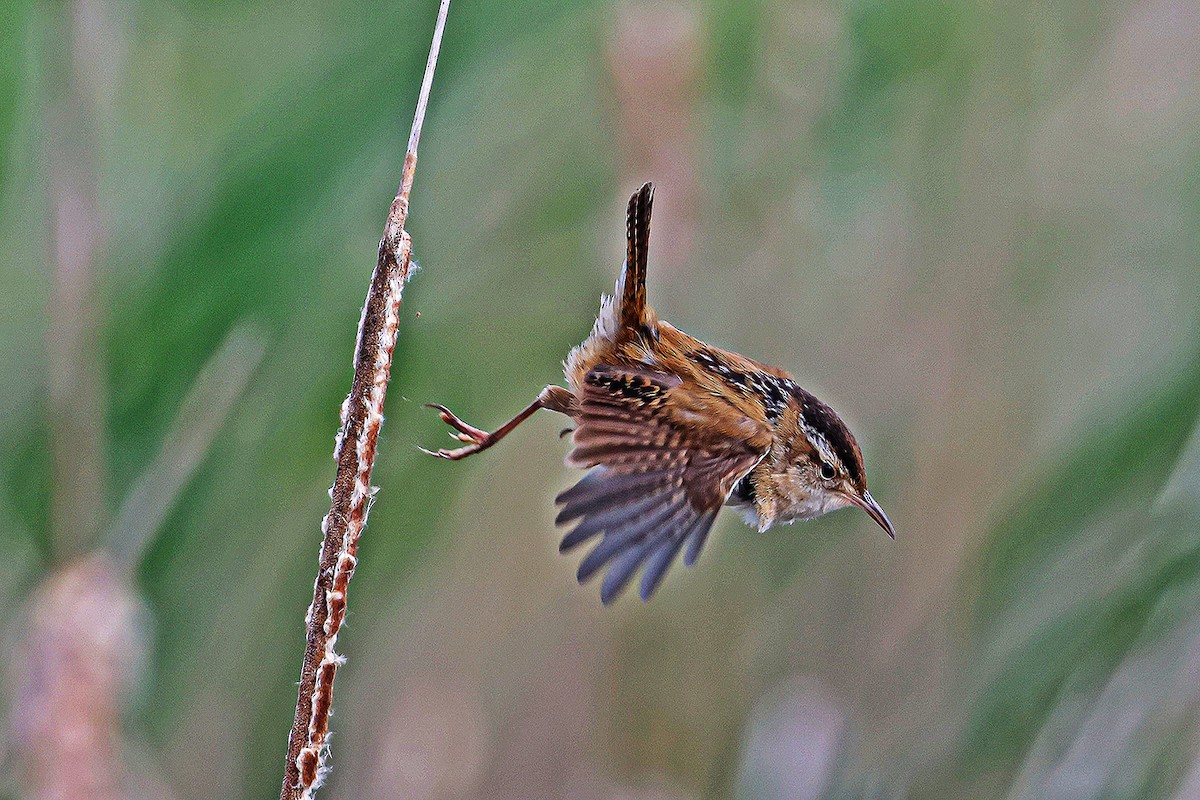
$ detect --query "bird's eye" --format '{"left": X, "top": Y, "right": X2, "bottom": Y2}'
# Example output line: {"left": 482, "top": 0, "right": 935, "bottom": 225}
{"left": 820, "top": 462, "right": 836, "bottom": 480}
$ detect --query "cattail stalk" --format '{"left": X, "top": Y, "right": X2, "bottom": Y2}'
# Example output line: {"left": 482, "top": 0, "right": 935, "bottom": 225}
{"left": 279, "top": 2, "right": 451, "bottom": 798}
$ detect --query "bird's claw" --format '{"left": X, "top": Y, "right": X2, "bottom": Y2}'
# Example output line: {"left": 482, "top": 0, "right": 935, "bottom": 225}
{"left": 423, "top": 403, "right": 492, "bottom": 460}
{"left": 425, "top": 403, "right": 489, "bottom": 439}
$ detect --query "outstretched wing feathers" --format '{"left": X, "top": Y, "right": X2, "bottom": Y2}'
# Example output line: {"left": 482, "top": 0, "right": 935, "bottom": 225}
{"left": 683, "top": 519, "right": 713, "bottom": 567}
{"left": 640, "top": 509, "right": 715, "bottom": 600}
{"left": 578, "top": 497, "right": 685, "bottom": 583}
{"left": 558, "top": 488, "right": 662, "bottom": 551}
{"left": 556, "top": 364, "right": 768, "bottom": 603}
{"left": 554, "top": 469, "right": 663, "bottom": 521}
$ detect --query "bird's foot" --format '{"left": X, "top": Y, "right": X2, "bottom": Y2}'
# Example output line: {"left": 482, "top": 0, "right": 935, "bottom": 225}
{"left": 421, "top": 403, "right": 493, "bottom": 460}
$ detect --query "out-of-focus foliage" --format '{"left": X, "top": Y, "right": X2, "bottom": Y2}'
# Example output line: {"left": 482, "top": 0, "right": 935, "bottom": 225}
{"left": 4, "top": 0, "right": 1200, "bottom": 798}
{"left": 963, "top": 351, "right": 1200, "bottom": 775}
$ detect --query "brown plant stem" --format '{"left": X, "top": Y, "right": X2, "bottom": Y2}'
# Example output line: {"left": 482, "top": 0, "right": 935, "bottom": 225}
{"left": 279, "top": 2, "right": 451, "bottom": 798}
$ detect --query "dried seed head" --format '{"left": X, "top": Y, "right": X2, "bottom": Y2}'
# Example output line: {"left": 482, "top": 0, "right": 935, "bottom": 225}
{"left": 12, "top": 555, "right": 145, "bottom": 800}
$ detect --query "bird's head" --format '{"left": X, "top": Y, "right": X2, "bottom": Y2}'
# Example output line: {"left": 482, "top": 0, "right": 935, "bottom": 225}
{"left": 755, "top": 387, "right": 894, "bottom": 538}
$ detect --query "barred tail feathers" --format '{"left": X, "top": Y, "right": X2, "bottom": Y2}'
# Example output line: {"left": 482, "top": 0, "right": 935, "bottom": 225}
{"left": 617, "top": 182, "right": 654, "bottom": 337}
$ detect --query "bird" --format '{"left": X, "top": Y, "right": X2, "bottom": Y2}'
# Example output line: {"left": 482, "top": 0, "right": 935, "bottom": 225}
{"left": 424, "top": 182, "right": 893, "bottom": 603}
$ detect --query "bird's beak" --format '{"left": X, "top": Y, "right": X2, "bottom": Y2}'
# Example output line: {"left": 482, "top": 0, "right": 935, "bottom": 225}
{"left": 851, "top": 491, "right": 895, "bottom": 539}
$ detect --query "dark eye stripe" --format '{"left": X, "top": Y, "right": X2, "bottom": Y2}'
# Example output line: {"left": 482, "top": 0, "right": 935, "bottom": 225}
{"left": 789, "top": 385, "right": 864, "bottom": 486}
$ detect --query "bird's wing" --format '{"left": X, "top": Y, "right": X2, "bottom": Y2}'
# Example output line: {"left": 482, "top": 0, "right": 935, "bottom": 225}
{"left": 556, "top": 364, "right": 770, "bottom": 603}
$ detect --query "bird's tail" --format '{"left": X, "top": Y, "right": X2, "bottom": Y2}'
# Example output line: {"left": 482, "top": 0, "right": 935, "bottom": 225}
{"left": 617, "top": 182, "right": 654, "bottom": 337}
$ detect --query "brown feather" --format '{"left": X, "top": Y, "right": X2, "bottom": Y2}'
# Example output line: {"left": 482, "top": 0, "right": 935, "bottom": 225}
{"left": 618, "top": 182, "right": 654, "bottom": 337}
{"left": 555, "top": 365, "right": 768, "bottom": 602}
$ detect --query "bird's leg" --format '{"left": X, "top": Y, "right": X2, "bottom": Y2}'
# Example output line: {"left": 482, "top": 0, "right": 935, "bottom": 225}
{"left": 424, "top": 385, "right": 574, "bottom": 461}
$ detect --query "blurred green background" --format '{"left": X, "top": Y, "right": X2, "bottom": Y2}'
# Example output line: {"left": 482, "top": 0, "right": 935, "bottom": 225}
{"left": 5, "top": 0, "right": 1200, "bottom": 798}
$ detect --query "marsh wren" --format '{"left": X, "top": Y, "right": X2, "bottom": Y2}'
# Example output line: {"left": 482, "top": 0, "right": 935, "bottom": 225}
{"left": 426, "top": 183, "right": 893, "bottom": 603}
